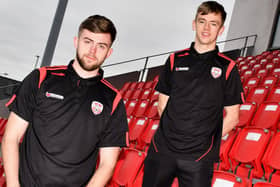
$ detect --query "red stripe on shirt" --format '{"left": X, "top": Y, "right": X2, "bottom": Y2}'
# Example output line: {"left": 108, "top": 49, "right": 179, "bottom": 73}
{"left": 5, "top": 94, "right": 16, "bottom": 107}
{"left": 225, "top": 61, "right": 236, "bottom": 80}
{"left": 51, "top": 72, "right": 65, "bottom": 76}
{"left": 170, "top": 53, "right": 175, "bottom": 71}
{"left": 178, "top": 52, "right": 189, "bottom": 57}
{"left": 218, "top": 53, "right": 236, "bottom": 80}
{"left": 195, "top": 136, "right": 214, "bottom": 162}
{"left": 101, "top": 79, "right": 121, "bottom": 114}
{"left": 38, "top": 67, "right": 47, "bottom": 88}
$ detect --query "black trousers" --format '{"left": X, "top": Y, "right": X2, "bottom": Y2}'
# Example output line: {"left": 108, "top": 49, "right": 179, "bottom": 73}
{"left": 142, "top": 144, "right": 214, "bottom": 187}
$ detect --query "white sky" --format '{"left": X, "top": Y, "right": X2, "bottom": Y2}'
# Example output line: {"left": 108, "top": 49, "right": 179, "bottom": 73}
{"left": 0, "top": 0, "right": 235, "bottom": 81}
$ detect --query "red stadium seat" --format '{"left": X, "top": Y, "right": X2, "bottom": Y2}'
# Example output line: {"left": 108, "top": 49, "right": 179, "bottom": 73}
{"left": 0, "top": 119, "right": 8, "bottom": 137}
{"left": 149, "top": 90, "right": 160, "bottom": 101}
{"left": 229, "top": 128, "right": 271, "bottom": 179}
{"left": 0, "top": 176, "right": 5, "bottom": 187}
{"left": 137, "top": 119, "right": 160, "bottom": 150}
{"left": 110, "top": 148, "right": 146, "bottom": 187}
{"left": 130, "top": 89, "right": 144, "bottom": 100}
{"left": 125, "top": 99, "right": 139, "bottom": 116}
{"left": 246, "top": 87, "right": 269, "bottom": 106}
{"left": 254, "top": 182, "right": 280, "bottom": 187}
{"left": 133, "top": 100, "right": 150, "bottom": 117}
{"left": 241, "top": 70, "right": 254, "bottom": 83}
{"left": 260, "top": 76, "right": 278, "bottom": 88}
{"left": 237, "top": 102, "right": 257, "bottom": 127}
{"left": 212, "top": 170, "right": 251, "bottom": 187}
{"left": 129, "top": 117, "right": 149, "bottom": 144}
{"left": 143, "top": 81, "right": 154, "bottom": 89}
{"left": 135, "top": 82, "right": 145, "bottom": 90}
{"left": 243, "top": 76, "right": 261, "bottom": 89}
{"left": 218, "top": 129, "right": 238, "bottom": 171}
{"left": 251, "top": 103, "right": 280, "bottom": 131}
{"left": 128, "top": 82, "right": 138, "bottom": 90}
{"left": 131, "top": 165, "right": 144, "bottom": 187}
{"left": 266, "top": 87, "right": 280, "bottom": 102}
{"left": 253, "top": 64, "right": 263, "bottom": 75}
{"left": 256, "top": 68, "right": 268, "bottom": 81}
{"left": 144, "top": 100, "right": 160, "bottom": 119}
{"left": 262, "top": 132, "right": 280, "bottom": 185}
{"left": 121, "top": 82, "right": 132, "bottom": 91}
{"left": 139, "top": 89, "right": 152, "bottom": 100}
{"left": 260, "top": 58, "right": 269, "bottom": 66}
{"left": 265, "top": 62, "right": 276, "bottom": 73}
{"left": 271, "top": 67, "right": 280, "bottom": 77}
{"left": 122, "top": 89, "right": 134, "bottom": 100}
{"left": 239, "top": 65, "right": 250, "bottom": 76}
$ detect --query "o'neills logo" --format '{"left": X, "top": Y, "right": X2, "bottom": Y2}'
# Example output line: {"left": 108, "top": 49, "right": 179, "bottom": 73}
{"left": 45, "top": 92, "right": 64, "bottom": 100}
{"left": 175, "top": 67, "right": 189, "bottom": 71}
{"left": 211, "top": 67, "right": 222, "bottom": 79}
{"left": 91, "top": 101, "right": 103, "bottom": 115}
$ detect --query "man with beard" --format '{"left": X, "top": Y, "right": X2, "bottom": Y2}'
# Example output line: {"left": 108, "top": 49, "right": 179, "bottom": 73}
{"left": 2, "top": 15, "right": 129, "bottom": 187}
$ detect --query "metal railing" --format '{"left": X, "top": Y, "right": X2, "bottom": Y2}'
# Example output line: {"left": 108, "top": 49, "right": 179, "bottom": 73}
{"left": 103, "top": 34, "right": 257, "bottom": 81}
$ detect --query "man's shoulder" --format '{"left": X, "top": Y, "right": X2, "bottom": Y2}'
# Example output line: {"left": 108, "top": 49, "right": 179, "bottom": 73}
{"left": 174, "top": 48, "right": 191, "bottom": 58}
{"left": 37, "top": 65, "right": 68, "bottom": 88}
{"left": 217, "top": 52, "right": 235, "bottom": 65}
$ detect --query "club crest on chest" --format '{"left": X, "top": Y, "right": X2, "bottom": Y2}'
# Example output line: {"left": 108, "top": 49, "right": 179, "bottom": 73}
{"left": 211, "top": 67, "right": 222, "bottom": 79}
{"left": 91, "top": 101, "right": 103, "bottom": 115}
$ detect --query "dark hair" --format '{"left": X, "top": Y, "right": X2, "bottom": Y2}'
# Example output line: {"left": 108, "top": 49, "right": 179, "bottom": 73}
{"left": 79, "top": 15, "right": 117, "bottom": 44}
{"left": 196, "top": 1, "right": 227, "bottom": 25}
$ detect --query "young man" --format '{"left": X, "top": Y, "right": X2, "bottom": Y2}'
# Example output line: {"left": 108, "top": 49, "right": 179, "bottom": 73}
{"left": 142, "top": 1, "right": 244, "bottom": 187}
{"left": 2, "top": 15, "right": 129, "bottom": 187}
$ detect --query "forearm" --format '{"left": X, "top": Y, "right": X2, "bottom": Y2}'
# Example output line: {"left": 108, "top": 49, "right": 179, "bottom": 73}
{"left": 158, "top": 93, "right": 169, "bottom": 117}
{"left": 86, "top": 164, "right": 115, "bottom": 187}
{"left": 2, "top": 136, "right": 21, "bottom": 186}
{"left": 222, "top": 114, "right": 239, "bottom": 137}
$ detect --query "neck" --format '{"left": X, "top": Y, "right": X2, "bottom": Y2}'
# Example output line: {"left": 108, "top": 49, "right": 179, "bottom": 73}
{"left": 72, "top": 60, "right": 99, "bottom": 79}
{"left": 194, "top": 41, "right": 216, "bottom": 54}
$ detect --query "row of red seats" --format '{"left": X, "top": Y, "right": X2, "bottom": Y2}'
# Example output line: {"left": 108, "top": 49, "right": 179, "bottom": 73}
{"left": 243, "top": 75, "right": 280, "bottom": 90}
{"left": 125, "top": 99, "right": 159, "bottom": 119}
{"left": 122, "top": 88, "right": 159, "bottom": 101}
{"left": 239, "top": 57, "right": 280, "bottom": 75}
{"left": 108, "top": 128, "right": 280, "bottom": 187}
{"left": 244, "top": 87, "right": 280, "bottom": 106}
{"left": 212, "top": 170, "right": 280, "bottom": 187}
{"left": 127, "top": 117, "right": 159, "bottom": 151}
{"left": 120, "top": 75, "right": 159, "bottom": 93}
{"left": 238, "top": 102, "right": 280, "bottom": 131}
{"left": 236, "top": 50, "right": 280, "bottom": 65}
{"left": 215, "top": 128, "right": 280, "bottom": 186}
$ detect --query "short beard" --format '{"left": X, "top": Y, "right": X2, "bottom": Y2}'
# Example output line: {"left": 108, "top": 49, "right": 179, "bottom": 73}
{"left": 76, "top": 53, "right": 101, "bottom": 72}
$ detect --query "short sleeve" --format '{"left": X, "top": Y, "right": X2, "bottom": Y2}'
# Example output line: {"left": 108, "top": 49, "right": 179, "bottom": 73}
{"left": 98, "top": 99, "right": 128, "bottom": 148}
{"left": 224, "top": 65, "right": 244, "bottom": 106}
{"left": 155, "top": 56, "right": 173, "bottom": 95}
{"left": 7, "top": 69, "right": 39, "bottom": 122}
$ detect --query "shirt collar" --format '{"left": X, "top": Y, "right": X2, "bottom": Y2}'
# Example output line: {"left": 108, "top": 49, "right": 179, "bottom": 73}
{"left": 66, "top": 60, "right": 104, "bottom": 86}
{"left": 189, "top": 42, "right": 219, "bottom": 60}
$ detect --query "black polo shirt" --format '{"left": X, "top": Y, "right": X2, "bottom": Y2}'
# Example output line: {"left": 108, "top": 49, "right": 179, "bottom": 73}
{"left": 6, "top": 61, "right": 129, "bottom": 186}
{"left": 154, "top": 43, "right": 244, "bottom": 162}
